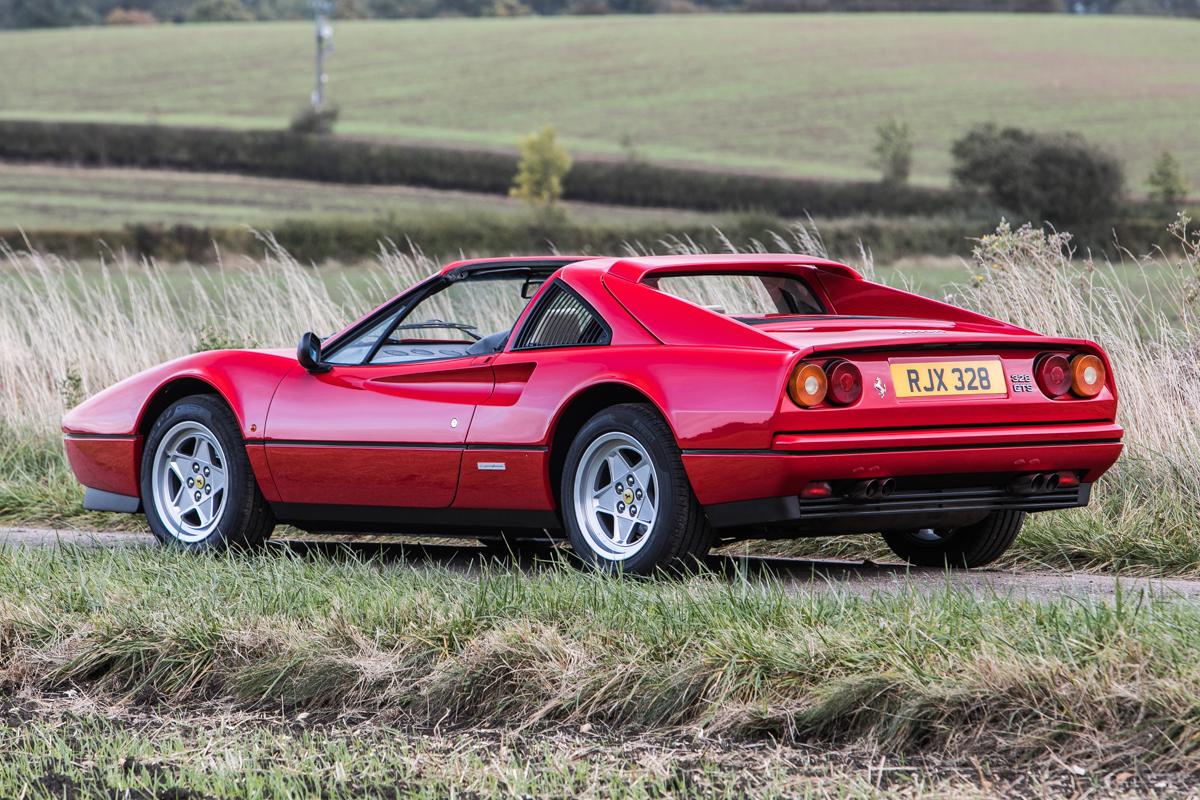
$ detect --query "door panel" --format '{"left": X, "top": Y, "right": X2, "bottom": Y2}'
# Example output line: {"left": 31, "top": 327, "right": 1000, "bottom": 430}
{"left": 264, "top": 360, "right": 495, "bottom": 507}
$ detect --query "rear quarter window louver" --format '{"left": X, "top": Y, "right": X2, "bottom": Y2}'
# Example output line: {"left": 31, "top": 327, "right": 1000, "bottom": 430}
{"left": 515, "top": 283, "right": 609, "bottom": 349}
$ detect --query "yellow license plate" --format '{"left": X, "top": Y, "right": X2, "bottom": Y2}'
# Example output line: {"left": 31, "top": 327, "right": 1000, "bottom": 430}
{"left": 889, "top": 359, "right": 1006, "bottom": 398}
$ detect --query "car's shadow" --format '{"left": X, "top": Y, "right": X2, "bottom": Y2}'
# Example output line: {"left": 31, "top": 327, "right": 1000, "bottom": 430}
{"left": 271, "top": 537, "right": 943, "bottom": 587}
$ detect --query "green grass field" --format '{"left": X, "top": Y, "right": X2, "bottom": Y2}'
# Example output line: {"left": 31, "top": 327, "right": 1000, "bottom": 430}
{"left": 1, "top": 14, "right": 1196, "bottom": 190}
{"left": 0, "top": 162, "right": 717, "bottom": 230}
{"left": 0, "top": 544, "right": 1196, "bottom": 797}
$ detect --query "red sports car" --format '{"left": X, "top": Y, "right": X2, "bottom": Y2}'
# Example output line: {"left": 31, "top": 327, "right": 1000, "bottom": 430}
{"left": 63, "top": 255, "right": 1123, "bottom": 573}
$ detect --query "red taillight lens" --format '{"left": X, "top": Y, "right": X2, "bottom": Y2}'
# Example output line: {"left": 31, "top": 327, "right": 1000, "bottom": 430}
{"left": 1071, "top": 354, "right": 1105, "bottom": 398}
{"left": 1034, "top": 353, "right": 1072, "bottom": 398}
{"left": 826, "top": 360, "right": 863, "bottom": 406}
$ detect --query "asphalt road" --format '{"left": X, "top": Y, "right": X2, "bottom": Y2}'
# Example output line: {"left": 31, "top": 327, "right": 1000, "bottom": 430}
{"left": 3, "top": 526, "right": 1199, "bottom": 602}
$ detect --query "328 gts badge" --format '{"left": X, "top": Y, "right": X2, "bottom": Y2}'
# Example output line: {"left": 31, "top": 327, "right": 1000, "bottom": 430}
{"left": 1010, "top": 373, "right": 1035, "bottom": 393}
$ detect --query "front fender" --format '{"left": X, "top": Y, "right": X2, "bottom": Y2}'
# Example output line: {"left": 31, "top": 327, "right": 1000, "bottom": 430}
{"left": 62, "top": 349, "right": 297, "bottom": 439}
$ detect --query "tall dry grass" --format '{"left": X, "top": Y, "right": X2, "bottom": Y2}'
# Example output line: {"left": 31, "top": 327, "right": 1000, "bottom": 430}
{"left": 2, "top": 221, "right": 1199, "bottom": 573}
{"left": 0, "top": 239, "right": 443, "bottom": 432}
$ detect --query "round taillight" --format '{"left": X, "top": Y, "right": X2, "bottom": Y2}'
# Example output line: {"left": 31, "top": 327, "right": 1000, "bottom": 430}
{"left": 826, "top": 360, "right": 863, "bottom": 405}
{"left": 788, "top": 362, "right": 828, "bottom": 408}
{"left": 1034, "top": 353, "right": 1072, "bottom": 398}
{"left": 1071, "top": 354, "right": 1105, "bottom": 398}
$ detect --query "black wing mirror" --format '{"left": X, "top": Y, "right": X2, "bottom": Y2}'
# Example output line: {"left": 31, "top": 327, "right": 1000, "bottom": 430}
{"left": 297, "top": 331, "right": 330, "bottom": 374}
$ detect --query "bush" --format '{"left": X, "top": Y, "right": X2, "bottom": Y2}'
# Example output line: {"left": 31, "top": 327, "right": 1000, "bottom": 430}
{"left": 871, "top": 117, "right": 914, "bottom": 187}
{"left": 1147, "top": 150, "right": 1189, "bottom": 211}
{"left": 510, "top": 125, "right": 572, "bottom": 219}
{"left": 289, "top": 105, "right": 340, "bottom": 135}
{"left": 186, "top": 0, "right": 254, "bottom": 21}
{"left": 104, "top": 8, "right": 159, "bottom": 23}
{"left": 951, "top": 124, "right": 1124, "bottom": 226}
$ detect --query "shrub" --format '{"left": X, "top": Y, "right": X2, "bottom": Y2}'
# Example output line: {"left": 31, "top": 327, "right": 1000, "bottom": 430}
{"left": 510, "top": 125, "right": 573, "bottom": 219}
{"left": 289, "top": 105, "right": 340, "bottom": 135}
{"left": 871, "top": 117, "right": 914, "bottom": 186}
{"left": 186, "top": 0, "right": 254, "bottom": 21}
{"left": 951, "top": 124, "right": 1124, "bottom": 225}
{"left": 1147, "top": 150, "right": 1189, "bottom": 210}
{"left": 104, "top": 8, "right": 159, "bottom": 23}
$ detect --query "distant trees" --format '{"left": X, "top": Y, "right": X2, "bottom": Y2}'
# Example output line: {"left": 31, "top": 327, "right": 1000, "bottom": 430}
{"left": 871, "top": 118, "right": 914, "bottom": 187}
{"left": 4, "top": 0, "right": 1197, "bottom": 26}
{"left": 951, "top": 124, "right": 1124, "bottom": 226}
{"left": 187, "top": 0, "right": 254, "bottom": 20}
{"left": 1, "top": 0, "right": 99, "bottom": 28}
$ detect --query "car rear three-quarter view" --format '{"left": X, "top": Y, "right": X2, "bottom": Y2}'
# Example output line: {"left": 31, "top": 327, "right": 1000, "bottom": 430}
{"left": 61, "top": 254, "right": 1123, "bottom": 573}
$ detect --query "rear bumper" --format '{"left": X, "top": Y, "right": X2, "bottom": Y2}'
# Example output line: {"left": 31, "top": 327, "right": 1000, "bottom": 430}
{"left": 684, "top": 421, "right": 1122, "bottom": 531}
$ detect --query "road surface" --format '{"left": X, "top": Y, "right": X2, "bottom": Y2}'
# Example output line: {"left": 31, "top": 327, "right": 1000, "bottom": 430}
{"left": 2, "top": 525, "right": 1198, "bottom": 602}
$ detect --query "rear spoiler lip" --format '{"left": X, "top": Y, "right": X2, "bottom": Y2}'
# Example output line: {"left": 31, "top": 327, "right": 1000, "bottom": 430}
{"left": 607, "top": 258, "right": 862, "bottom": 283}
{"left": 791, "top": 334, "right": 1105, "bottom": 359}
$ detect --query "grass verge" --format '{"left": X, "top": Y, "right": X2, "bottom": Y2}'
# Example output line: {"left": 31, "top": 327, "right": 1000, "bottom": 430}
{"left": 1, "top": 544, "right": 1199, "bottom": 782}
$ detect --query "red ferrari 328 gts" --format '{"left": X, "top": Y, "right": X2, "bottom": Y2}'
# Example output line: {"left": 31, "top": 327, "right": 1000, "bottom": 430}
{"left": 63, "top": 255, "right": 1123, "bottom": 573}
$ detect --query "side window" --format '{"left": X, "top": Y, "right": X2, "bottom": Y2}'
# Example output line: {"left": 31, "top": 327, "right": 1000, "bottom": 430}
{"left": 324, "top": 272, "right": 543, "bottom": 366}
{"left": 514, "top": 283, "right": 610, "bottom": 350}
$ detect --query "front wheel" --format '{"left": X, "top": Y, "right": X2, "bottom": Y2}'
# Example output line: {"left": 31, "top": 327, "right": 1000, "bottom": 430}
{"left": 882, "top": 510, "right": 1025, "bottom": 568}
{"left": 140, "top": 395, "right": 275, "bottom": 551}
{"left": 561, "top": 404, "right": 711, "bottom": 574}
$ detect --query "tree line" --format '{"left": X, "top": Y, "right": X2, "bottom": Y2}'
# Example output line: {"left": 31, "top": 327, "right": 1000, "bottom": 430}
{"left": 3, "top": 0, "right": 1197, "bottom": 28}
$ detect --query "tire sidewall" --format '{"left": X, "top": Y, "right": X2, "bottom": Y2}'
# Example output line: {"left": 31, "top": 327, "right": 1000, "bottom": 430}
{"left": 561, "top": 406, "right": 685, "bottom": 573}
{"left": 140, "top": 396, "right": 250, "bottom": 551}
{"left": 883, "top": 510, "right": 1025, "bottom": 568}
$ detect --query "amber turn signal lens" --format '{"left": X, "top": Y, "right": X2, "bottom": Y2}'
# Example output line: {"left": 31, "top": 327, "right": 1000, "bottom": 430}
{"left": 1070, "top": 354, "right": 1105, "bottom": 398}
{"left": 1034, "top": 353, "right": 1072, "bottom": 398}
{"left": 788, "top": 362, "right": 828, "bottom": 408}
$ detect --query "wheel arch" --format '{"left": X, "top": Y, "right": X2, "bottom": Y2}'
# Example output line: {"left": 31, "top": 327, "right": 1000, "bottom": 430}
{"left": 546, "top": 382, "right": 678, "bottom": 504}
{"left": 136, "top": 376, "right": 233, "bottom": 441}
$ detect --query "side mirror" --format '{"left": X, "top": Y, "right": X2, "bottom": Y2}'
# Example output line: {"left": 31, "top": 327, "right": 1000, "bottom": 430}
{"left": 297, "top": 331, "right": 330, "bottom": 374}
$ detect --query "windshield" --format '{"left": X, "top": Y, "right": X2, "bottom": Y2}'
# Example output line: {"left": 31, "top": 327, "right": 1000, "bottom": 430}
{"left": 645, "top": 272, "right": 824, "bottom": 321}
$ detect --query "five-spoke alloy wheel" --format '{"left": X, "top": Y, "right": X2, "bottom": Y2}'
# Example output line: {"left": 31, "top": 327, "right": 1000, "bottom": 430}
{"left": 140, "top": 395, "right": 274, "bottom": 551}
{"left": 561, "top": 404, "right": 711, "bottom": 574}
{"left": 573, "top": 431, "right": 660, "bottom": 561}
{"left": 151, "top": 421, "right": 229, "bottom": 543}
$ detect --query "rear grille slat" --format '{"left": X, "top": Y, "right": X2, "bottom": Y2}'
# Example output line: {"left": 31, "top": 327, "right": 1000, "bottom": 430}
{"left": 796, "top": 486, "right": 1084, "bottom": 520}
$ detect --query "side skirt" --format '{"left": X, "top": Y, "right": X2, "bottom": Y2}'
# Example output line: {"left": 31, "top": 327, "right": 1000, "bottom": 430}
{"left": 270, "top": 502, "right": 562, "bottom": 536}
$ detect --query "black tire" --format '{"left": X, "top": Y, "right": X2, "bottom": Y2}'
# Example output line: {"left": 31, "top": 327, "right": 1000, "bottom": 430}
{"left": 881, "top": 510, "right": 1025, "bottom": 568}
{"left": 560, "top": 403, "right": 711, "bottom": 574}
{"left": 140, "top": 395, "right": 275, "bottom": 551}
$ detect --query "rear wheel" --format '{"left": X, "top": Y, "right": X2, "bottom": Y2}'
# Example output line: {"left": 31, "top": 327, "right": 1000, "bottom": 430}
{"left": 561, "top": 404, "right": 711, "bottom": 574}
{"left": 882, "top": 510, "right": 1025, "bottom": 568}
{"left": 141, "top": 395, "right": 274, "bottom": 551}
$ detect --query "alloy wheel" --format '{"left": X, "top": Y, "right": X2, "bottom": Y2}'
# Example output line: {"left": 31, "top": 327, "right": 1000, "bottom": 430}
{"left": 150, "top": 420, "right": 229, "bottom": 543}
{"left": 571, "top": 431, "right": 659, "bottom": 561}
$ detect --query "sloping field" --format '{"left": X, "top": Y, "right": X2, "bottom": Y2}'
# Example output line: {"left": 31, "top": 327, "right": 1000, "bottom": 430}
{"left": 1, "top": 14, "right": 1196, "bottom": 187}
{"left": 0, "top": 163, "right": 716, "bottom": 229}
